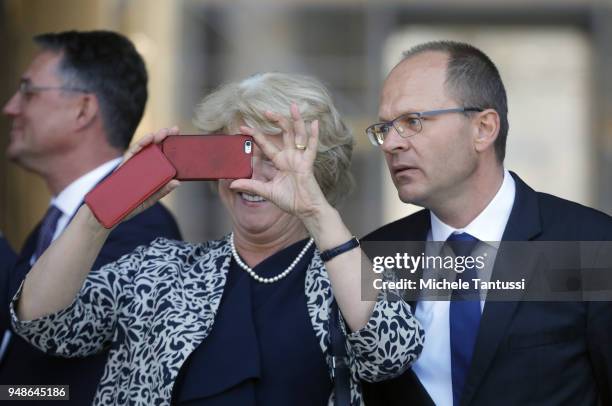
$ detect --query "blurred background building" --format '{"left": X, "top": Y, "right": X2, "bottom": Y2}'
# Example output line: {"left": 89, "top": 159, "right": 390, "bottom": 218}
{"left": 2, "top": 0, "right": 612, "bottom": 248}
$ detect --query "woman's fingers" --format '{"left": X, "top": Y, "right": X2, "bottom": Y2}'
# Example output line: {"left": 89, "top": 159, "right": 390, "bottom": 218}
{"left": 137, "top": 126, "right": 179, "bottom": 148}
{"left": 264, "top": 105, "right": 311, "bottom": 155}
{"left": 132, "top": 179, "right": 181, "bottom": 219}
{"left": 305, "top": 120, "right": 319, "bottom": 163}
{"left": 291, "top": 103, "right": 308, "bottom": 151}
{"left": 265, "top": 110, "right": 295, "bottom": 149}
{"left": 147, "top": 179, "right": 181, "bottom": 203}
{"left": 152, "top": 126, "right": 179, "bottom": 144}
{"left": 160, "top": 178, "right": 181, "bottom": 195}
{"left": 240, "top": 125, "right": 280, "bottom": 161}
{"left": 122, "top": 126, "right": 180, "bottom": 165}
{"left": 123, "top": 133, "right": 153, "bottom": 162}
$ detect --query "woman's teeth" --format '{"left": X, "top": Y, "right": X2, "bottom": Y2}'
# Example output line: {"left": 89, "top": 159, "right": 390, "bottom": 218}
{"left": 240, "top": 192, "right": 265, "bottom": 202}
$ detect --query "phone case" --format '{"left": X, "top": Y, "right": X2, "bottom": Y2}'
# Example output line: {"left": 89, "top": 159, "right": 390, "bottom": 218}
{"left": 161, "top": 134, "right": 253, "bottom": 180}
{"left": 84, "top": 144, "right": 177, "bottom": 229}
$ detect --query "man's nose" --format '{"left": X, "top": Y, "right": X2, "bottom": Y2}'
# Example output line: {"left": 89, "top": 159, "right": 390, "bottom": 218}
{"left": 381, "top": 126, "right": 412, "bottom": 154}
{"left": 2, "top": 92, "right": 21, "bottom": 116}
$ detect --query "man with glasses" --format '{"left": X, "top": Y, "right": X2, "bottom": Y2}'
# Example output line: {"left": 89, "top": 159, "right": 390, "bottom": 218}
{"left": 362, "top": 41, "right": 612, "bottom": 406}
{"left": 0, "top": 30, "right": 181, "bottom": 404}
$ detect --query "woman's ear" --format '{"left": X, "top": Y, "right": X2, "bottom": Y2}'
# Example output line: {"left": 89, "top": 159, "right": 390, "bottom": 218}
{"left": 473, "top": 109, "right": 500, "bottom": 153}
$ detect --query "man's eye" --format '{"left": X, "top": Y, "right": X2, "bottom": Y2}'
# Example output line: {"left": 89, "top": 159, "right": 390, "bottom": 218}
{"left": 400, "top": 117, "right": 420, "bottom": 129}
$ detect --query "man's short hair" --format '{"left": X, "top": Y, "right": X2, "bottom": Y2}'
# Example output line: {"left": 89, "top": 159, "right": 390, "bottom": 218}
{"left": 403, "top": 41, "right": 509, "bottom": 162}
{"left": 34, "top": 30, "right": 148, "bottom": 151}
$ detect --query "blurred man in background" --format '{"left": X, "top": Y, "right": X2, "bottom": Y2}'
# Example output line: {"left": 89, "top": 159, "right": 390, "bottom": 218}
{"left": 0, "top": 30, "right": 181, "bottom": 404}
{"left": 363, "top": 41, "right": 612, "bottom": 406}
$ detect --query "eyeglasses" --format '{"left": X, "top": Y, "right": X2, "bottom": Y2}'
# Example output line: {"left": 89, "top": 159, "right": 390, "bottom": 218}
{"left": 365, "top": 107, "right": 483, "bottom": 146}
{"left": 18, "top": 79, "right": 89, "bottom": 98}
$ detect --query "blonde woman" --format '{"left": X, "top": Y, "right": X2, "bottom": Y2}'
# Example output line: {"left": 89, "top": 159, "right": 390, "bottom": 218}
{"left": 12, "top": 73, "right": 423, "bottom": 405}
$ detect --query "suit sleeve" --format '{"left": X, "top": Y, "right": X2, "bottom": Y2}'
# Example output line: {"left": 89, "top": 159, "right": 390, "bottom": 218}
{"left": 0, "top": 236, "right": 17, "bottom": 332}
{"left": 9, "top": 243, "right": 148, "bottom": 358}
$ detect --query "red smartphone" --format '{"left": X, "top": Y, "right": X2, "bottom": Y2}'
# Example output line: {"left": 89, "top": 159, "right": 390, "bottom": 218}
{"left": 161, "top": 134, "right": 253, "bottom": 180}
{"left": 85, "top": 144, "right": 177, "bottom": 229}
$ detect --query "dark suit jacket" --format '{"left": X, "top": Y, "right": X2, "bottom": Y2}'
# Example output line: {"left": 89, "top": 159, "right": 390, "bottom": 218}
{"left": 0, "top": 236, "right": 16, "bottom": 332}
{"left": 362, "top": 173, "right": 612, "bottom": 406}
{"left": 0, "top": 202, "right": 181, "bottom": 406}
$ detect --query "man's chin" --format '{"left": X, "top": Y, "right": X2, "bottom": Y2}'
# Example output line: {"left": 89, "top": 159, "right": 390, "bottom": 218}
{"left": 6, "top": 151, "right": 34, "bottom": 172}
{"left": 6, "top": 148, "right": 21, "bottom": 163}
{"left": 397, "top": 188, "right": 428, "bottom": 207}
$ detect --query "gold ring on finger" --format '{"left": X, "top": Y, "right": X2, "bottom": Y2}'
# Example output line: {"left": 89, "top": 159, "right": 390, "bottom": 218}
{"left": 295, "top": 143, "right": 307, "bottom": 150}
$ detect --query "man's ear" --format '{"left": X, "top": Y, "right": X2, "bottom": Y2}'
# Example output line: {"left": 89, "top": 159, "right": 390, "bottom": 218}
{"left": 75, "top": 93, "right": 99, "bottom": 130}
{"left": 473, "top": 109, "right": 500, "bottom": 153}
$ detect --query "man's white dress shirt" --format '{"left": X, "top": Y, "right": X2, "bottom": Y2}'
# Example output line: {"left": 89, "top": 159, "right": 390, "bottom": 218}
{"left": 412, "top": 169, "right": 516, "bottom": 406}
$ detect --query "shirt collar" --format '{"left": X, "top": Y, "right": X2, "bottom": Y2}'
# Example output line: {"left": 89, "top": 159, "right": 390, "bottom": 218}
{"left": 50, "top": 157, "right": 122, "bottom": 217}
{"left": 430, "top": 169, "right": 516, "bottom": 242}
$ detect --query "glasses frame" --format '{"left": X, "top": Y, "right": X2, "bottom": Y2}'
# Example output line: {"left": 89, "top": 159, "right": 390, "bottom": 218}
{"left": 18, "top": 79, "right": 90, "bottom": 97}
{"left": 366, "top": 107, "right": 484, "bottom": 146}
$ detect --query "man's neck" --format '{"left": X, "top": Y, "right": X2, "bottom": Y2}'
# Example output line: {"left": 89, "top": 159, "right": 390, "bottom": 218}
{"left": 44, "top": 149, "right": 122, "bottom": 195}
{"left": 430, "top": 165, "right": 505, "bottom": 229}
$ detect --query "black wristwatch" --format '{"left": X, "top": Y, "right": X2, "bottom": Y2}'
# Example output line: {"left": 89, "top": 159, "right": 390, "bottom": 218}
{"left": 320, "top": 236, "right": 360, "bottom": 262}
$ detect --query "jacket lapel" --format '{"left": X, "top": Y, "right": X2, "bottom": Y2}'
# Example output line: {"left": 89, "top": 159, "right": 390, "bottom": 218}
{"left": 404, "top": 211, "right": 431, "bottom": 309}
{"left": 375, "top": 210, "right": 431, "bottom": 310}
{"left": 461, "top": 173, "right": 542, "bottom": 406}
{"left": 170, "top": 238, "right": 232, "bottom": 363}
{"left": 190, "top": 237, "right": 232, "bottom": 328}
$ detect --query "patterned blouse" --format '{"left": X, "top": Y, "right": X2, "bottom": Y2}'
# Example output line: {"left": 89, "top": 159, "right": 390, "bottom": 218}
{"left": 11, "top": 235, "right": 423, "bottom": 405}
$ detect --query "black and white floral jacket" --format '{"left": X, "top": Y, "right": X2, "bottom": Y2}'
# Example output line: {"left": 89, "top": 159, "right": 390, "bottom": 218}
{"left": 11, "top": 236, "right": 423, "bottom": 405}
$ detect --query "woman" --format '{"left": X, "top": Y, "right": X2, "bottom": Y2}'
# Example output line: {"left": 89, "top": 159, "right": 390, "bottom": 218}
{"left": 11, "top": 73, "right": 423, "bottom": 405}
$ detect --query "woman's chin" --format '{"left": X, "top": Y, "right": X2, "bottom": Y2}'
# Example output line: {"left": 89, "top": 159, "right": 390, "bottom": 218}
{"left": 234, "top": 215, "right": 277, "bottom": 236}
{"left": 229, "top": 194, "right": 297, "bottom": 239}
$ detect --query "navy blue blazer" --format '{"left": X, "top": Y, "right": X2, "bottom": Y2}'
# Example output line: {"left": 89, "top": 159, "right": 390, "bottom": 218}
{"left": 0, "top": 202, "right": 181, "bottom": 406}
{"left": 0, "top": 236, "right": 16, "bottom": 332}
{"left": 362, "top": 173, "right": 612, "bottom": 406}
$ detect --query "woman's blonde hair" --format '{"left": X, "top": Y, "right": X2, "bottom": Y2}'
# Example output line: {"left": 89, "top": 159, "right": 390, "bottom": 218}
{"left": 193, "top": 72, "right": 354, "bottom": 207}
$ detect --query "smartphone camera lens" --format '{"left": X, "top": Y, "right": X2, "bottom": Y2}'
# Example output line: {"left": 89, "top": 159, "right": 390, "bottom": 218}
{"left": 244, "top": 140, "right": 252, "bottom": 154}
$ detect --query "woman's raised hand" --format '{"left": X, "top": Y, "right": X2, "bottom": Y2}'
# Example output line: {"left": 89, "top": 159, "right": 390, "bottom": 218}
{"left": 115, "top": 126, "right": 181, "bottom": 223}
{"left": 230, "top": 103, "right": 330, "bottom": 220}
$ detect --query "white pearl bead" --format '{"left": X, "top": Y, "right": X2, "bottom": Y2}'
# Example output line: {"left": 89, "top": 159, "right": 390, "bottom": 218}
{"left": 230, "top": 233, "right": 314, "bottom": 284}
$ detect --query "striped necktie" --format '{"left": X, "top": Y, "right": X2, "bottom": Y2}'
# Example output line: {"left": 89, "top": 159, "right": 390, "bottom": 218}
{"left": 33, "top": 205, "right": 63, "bottom": 262}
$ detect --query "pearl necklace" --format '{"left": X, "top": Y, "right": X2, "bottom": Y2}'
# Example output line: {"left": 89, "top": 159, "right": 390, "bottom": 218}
{"left": 230, "top": 233, "right": 315, "bottom": 284}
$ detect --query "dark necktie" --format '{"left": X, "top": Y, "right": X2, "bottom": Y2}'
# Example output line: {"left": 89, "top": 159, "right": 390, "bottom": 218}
{"left": 33, "top": 205, "right": 63, "bottom": 262}
{"left": 448, "top": 232, "right": 481, "bottom": 406}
